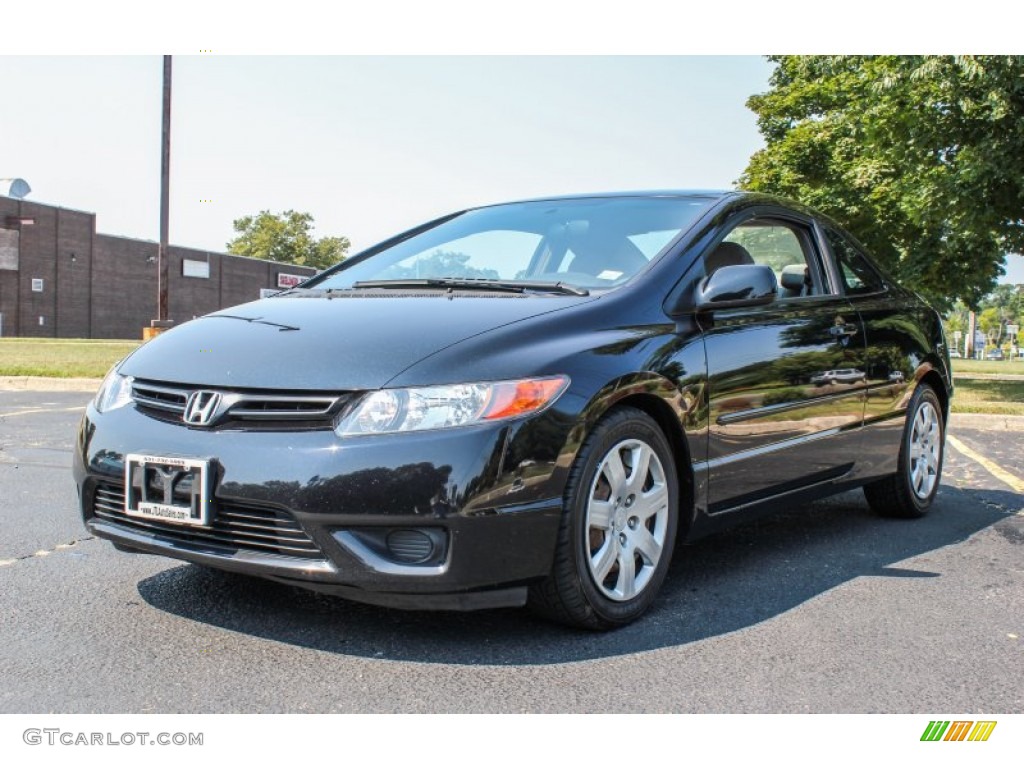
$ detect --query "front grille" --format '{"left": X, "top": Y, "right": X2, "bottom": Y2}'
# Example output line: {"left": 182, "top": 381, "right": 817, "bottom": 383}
{"left": 131, "top": 379, "right": 351, "bottom": 430}
{"left": 132, "top": 381, "right": 188, "bottom": 414}
{"left": 91, "top": 482, "right": 324, "bottom": 560}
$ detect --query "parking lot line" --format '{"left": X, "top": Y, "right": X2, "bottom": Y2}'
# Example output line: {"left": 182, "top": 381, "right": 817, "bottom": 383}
{"left": 0, "top": 405, "right": 87, "bottom": 418}
{"left": 0, "top": 536, "right": 95, "bottom": 568}
{"left": 947, "top": 434, "right": 1024, "bottom": 497}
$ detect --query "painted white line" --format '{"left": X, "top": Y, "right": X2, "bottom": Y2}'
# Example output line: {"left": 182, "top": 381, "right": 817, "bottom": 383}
{"left": 0, "top": 536, "right": 95, "bottom": 567}
{"left": 0, "top": 405, "right": 87, "bottom": 418}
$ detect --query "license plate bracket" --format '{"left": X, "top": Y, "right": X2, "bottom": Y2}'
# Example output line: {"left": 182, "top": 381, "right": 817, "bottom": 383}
{"left": 124, "top": 454, "right": 212, "bottom": 527}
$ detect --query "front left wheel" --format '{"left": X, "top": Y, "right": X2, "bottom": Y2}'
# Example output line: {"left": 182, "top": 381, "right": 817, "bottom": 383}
{"left": 528, "top": 407, "right": 679, "bottom": 630}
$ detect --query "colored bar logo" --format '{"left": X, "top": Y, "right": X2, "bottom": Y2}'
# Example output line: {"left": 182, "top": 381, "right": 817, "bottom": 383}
{"left": 921, "top": 720, "right": 997, "bottom": 742}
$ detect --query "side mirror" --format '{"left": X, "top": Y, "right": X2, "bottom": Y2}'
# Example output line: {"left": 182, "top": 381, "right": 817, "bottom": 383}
{"left": 695, "top": 264, "right": 778, "bottom": 311}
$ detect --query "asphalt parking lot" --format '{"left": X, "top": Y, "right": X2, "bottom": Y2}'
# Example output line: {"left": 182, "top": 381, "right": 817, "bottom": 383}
{"left": 1, "top": 389, "right": 1021, "bottom": 713}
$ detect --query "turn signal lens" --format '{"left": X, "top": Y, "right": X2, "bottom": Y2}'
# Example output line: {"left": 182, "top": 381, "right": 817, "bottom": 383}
{"left": 482, "top": 378, "right": 570, "bottom": 420}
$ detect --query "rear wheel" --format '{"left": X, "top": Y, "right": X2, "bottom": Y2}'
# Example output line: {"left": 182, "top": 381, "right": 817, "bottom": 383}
{"left": 528, "top": 407, "right": 678, "bottom": 629}
{"left": 864, "top": 383, "right": 944, "bottom": 518}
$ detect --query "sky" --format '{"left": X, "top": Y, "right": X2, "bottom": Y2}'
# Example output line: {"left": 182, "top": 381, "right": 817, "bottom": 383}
{"left": 1004, "top": 254, "right": 1024, "bottom": 284}
{"left": 0, "top": 56, "right": 770, "bottom": 251}
{"left": 2, "top": 54, "right": 1022, "bottom": 285}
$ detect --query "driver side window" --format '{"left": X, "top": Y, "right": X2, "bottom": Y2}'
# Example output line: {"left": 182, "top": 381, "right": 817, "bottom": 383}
{"left": 706, "top": 219, "right": 824, "bottom": 300}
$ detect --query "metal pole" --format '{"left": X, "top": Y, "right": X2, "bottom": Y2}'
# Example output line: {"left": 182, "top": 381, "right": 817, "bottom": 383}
{"left": 156, "top": 55, "right": 172, "bottom": 326}
{"left": 966, "top": 310, "right": 976, "bottom": 359}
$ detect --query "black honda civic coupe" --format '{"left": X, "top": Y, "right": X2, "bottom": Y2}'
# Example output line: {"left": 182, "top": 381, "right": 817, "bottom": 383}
{"left": 74, "top": 191, "right": 952, "bottom": 629}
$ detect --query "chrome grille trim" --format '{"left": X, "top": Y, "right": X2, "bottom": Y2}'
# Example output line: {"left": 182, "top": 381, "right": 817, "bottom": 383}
{"left": 132, "top": 381, "right": 189, "bottom": 414}
{"left": 91, "top": 483, "right": 324, "bottom": 559}
{"left": 130, "top": 379, "right": 350, "bottom": 427}
{"left": 226, "top": 394, "right": 338, "bottom": 419}
{"left": 87, "top": 520, "right": 337, "bottom": 576}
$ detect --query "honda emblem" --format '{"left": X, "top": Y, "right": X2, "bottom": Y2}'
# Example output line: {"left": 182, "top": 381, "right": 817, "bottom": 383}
{"left": 183, "top": 390, "right": 222, "bottom": 426}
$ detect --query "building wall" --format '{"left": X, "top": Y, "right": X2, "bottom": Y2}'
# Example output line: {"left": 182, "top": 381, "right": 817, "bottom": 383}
{"left": 91, "top": 235, "right": 158, "bottom": 340}
{"left": 0, "top": 198, "right": 316, "bottom": 339}
{"left": 56, "top": 204, "right": 94, "bottom": 338}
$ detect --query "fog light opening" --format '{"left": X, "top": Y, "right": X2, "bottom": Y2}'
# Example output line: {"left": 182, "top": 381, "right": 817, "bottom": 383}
{"left": 386, "top": 529, "right": 436, "bottom": 563}
{"left": 335, "top": 526, "right": 450, "bottom": 572}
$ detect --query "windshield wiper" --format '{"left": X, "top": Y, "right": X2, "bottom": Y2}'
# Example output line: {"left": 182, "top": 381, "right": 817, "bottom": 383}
{"left": 351, "top": 278, "right": 589, "bottom": 296}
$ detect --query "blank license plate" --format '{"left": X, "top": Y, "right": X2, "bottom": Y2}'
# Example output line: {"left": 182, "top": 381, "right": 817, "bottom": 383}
{"left": 124, "top": 454, "right": 212, "bottom": 527}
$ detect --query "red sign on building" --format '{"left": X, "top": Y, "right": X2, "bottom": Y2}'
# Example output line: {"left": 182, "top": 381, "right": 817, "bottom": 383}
{"left": 277, "top": 273, "right": 304, "bottom": 289}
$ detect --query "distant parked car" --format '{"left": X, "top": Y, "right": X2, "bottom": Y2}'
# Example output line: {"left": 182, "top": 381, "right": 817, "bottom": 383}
{"left": 812, "top": 368, "right": 867, "bottom": 385}
{"left": 888, "top": 371, "right": 905, "bottom": 383}
{"left": 986, "top": 348, "right": 1005, "bottom": 361}
{"left": 949, "top": 349, "right": 962, "bottom": 359}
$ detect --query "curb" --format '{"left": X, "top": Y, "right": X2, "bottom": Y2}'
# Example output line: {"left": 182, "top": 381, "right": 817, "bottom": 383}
{"left": 0, "top": 376, "right": 102, "bottom": 392}
{"left": 949, "top": 412, "right": 1024, "bottom": 432}
{"left": 953, "top": 372, "right": 1024, "bottom": 381}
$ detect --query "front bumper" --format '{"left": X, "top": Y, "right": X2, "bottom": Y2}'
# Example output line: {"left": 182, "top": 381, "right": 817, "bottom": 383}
{"left": 74, "top": 402, "right": 569, "bottom": 610}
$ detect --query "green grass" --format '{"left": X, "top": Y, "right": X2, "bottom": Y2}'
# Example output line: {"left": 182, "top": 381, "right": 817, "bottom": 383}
{"left": 0, "top": 338, "right": 141, "bottom": 378}
{"left": 951, "top": 377, "right": 1024, "bottom": 415}
{"left": 952, "top": 358, "right": 1024, "bottom": 375}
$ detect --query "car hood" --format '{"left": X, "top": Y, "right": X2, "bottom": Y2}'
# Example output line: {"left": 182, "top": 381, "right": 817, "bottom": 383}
{"left": 120, "top": 293, "right": 594, "bottom": 390}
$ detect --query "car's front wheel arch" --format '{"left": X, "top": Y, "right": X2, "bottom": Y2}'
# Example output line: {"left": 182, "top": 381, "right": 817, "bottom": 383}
{"left": 568, "top": 374, "right": 696, "bottom": 542}
{"left": 528, "top": 404, "right": 681, "bottom": 629}
{"left": 605, "top": 392, "right": 695, "bottom": 542}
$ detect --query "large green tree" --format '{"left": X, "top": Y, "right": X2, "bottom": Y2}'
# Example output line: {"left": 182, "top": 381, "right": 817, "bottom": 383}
{"left": 740, "top": 56, "right": 1024, "bottom": 309}
{"left": 226, "top": 210, "right": 350, "bottom": 270}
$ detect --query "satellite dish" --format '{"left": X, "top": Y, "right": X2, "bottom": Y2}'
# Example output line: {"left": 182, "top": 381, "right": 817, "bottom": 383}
{"left": 0, "top": 178, "right": 31, "bottom": 199}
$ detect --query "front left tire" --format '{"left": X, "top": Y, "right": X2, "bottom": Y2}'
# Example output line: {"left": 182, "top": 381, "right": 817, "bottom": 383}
{"left": 528, "top": 406, "right": 679, "bottom": 630}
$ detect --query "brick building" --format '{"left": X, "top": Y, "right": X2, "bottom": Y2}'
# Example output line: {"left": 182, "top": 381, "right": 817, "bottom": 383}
{"left": 0, "top": 196, "right": 316, "bottom": 339}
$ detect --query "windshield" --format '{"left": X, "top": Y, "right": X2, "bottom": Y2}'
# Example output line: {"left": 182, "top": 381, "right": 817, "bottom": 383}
{"left": 310, "top": 196, "right": 714, "bottom": 292}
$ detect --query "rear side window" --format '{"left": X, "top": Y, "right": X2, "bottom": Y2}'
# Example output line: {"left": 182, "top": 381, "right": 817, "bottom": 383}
{"left": 827, "top": 230, "right": 884, "bottom": 295}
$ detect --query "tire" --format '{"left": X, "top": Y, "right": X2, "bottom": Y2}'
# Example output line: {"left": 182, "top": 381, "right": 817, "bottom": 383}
{"left": 863, "top": 383, "right": 944, "bottom": 518}
{"left": 528, "top": 406, "right": 678, "bottom": 630}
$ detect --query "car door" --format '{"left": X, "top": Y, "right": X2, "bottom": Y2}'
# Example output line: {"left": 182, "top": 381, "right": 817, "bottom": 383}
{"left": 700, "top": 209, "right": 867, "bottom": 513}
{"left": 822, "top": 227, "right": 933, "bottom": 478}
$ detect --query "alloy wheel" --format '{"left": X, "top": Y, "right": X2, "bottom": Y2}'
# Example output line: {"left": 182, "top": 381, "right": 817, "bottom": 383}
{"left": 908, "top": 400, "right": 941, "bottom": 499}
{"left": 584, "top": 438, "right": 669, "bottom": 601}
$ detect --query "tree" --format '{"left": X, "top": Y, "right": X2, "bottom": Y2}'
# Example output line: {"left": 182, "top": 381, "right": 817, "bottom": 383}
{"left": 376, "top": 250, "right": 500, "bottom": 281}
{"left": 944, "top": 303, "right": 968, "bottom": 335}
{"left": 978, "top": 307, "right": 1003, "bottom": 344}
{"left": 980, "top": 284, "right": 1023, "bottom": 324}
{"left": 740, "top": 56, "right": 1024, "bottom": 309}
{"left": 226, "top": 210, "right": 350, "bottom": 270}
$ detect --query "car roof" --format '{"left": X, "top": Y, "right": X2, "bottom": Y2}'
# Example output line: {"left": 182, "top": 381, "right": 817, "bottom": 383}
{"left": 469, "top": 190, "right": 840, "bottom": 226}
{"left": 473, "top": 189, "right": 733, "bottom": 209}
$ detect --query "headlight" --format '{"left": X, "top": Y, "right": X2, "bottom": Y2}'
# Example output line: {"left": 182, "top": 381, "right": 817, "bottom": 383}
{"left": 335, "top": 376, "right": 570, "bottom": 436}
{"left": 93, "top": 366, "right": 134, "bottom": 413}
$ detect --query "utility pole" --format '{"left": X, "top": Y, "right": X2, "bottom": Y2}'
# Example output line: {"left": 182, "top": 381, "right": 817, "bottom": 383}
{"left": 966, "top": 310, "right": 977, "bottom": 359}
{"left": 147, "top": 54, "right": 173, "bottom": 340}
